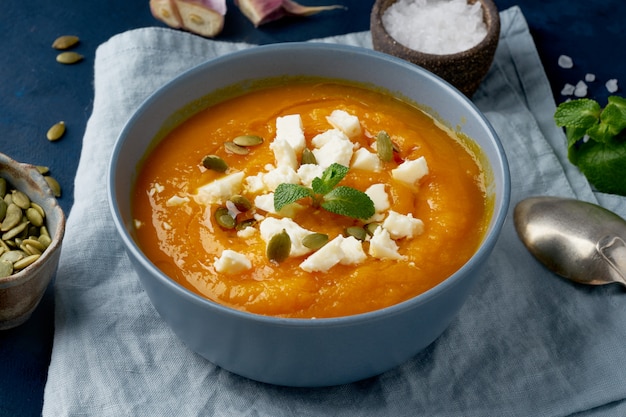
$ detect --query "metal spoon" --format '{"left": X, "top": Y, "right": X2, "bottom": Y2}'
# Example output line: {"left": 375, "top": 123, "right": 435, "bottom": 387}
{"left": 514, "top": 196, "right": 626, "bottom": 287}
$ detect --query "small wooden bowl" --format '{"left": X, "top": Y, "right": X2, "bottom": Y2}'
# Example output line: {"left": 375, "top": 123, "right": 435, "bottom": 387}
{"left": 0, "top": 153, "right": 65, "bottom": 330}
{"left": 370, "top": 0, "right": 500, "bottom": 97}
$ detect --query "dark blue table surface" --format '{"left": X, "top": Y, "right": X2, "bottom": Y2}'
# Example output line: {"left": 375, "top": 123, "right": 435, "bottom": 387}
{"left": 1, "top": 1, "right": 624, "bottom": 415}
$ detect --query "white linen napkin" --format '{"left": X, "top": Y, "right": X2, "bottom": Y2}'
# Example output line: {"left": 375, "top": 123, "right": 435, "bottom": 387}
{"left": 43, "top": 7, "right": 626, "bottom": 416}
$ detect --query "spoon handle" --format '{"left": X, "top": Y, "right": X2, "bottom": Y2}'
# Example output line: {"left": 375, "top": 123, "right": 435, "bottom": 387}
{"left": 597, "top": 236, "right": 626, "bottom": 284}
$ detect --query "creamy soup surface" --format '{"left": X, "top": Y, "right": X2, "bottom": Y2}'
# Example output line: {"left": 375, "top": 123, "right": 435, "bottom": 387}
{"left": 132, "top": 80, "right": 492, "bottom": 318}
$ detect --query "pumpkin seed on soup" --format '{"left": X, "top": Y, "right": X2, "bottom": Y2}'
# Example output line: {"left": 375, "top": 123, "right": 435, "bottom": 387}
{"left": 267, "top": 229, "right": 291, "bottom": 263}
{"left": 376, "top": 130, "right": 393, "bottom": 162}
{"left": 232, "top": 135, "right": 264, "bottom": 147}
{"left": 202, "top": 155, "right": 228, "bottom": 173}
{"left": 229, "top": 195, "right": 252, "bottom": 212}
{"left": 301, "top": 148, "right": 317, "bottom": 165}
{"left": 224, "top": 141, "right": 249, "bottom": 155}
{"left": 302, "top": 233, "right": 328, "bottom": 250}
{"left": 345, "top": 226, "right": 367, "bottom": 241}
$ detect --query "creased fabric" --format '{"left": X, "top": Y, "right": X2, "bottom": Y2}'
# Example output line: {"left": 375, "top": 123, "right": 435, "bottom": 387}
{"left": 43, "top": 7, "right": 626, "bottom": 417}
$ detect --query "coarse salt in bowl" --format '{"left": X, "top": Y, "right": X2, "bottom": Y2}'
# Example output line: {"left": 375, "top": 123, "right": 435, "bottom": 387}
{"left": 371, "top": 0, "right": 500, "bottom": 97}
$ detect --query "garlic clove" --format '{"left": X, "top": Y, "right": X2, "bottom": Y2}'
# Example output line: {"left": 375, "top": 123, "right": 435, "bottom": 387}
{"left": 235, "top": 0, "right": 345, "bottom": 27}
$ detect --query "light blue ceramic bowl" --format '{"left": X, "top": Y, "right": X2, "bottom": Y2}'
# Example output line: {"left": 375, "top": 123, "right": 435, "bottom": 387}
{"left": 108, "top": 43, "right": 510, "bottom": 387}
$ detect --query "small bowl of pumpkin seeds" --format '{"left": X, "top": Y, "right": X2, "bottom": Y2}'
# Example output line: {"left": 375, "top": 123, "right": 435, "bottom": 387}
{"left": 0, "top": 152, "right": 65, "bottom": 330}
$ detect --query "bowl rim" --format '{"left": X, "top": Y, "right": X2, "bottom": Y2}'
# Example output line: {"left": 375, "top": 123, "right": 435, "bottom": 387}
{"left": 371, "top": 0, "right": 501, "bottom": 59}
{"left": 107, "top": 42, "right": 510, "bottom": 328}
{"left": 0, "top": 152, "right": 66, "bottom": 286}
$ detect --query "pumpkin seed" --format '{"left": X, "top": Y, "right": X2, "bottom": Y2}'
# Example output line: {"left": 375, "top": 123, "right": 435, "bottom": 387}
{"left": 0, "top": 199, "right": 7, "bottom": 222}
{"left": 13, "top": 254, "right": 40, "bottom": 270}
{"left": 266, "top": 229, "right": 291, "bottom": 263}
{"left": 25, "top": 207, "right": 44, "bottom": 227}
{"left": 4, "top": 193, "right": 12, "bottom": 205}
{"left": 214, "top": 207, "right": 235, "bottom": 229}
{"left": 47, "top": 121, "right": 66, "bottom": 141}
{"left": 233, "top": 135, "right": 264, "bottom": 147}
{"left": 0, "top": 250, "right": 25, "bottom": 264}
{"left": 12, "top": 190, "right": 30, "bottom": 210}
{"left": 44, "top": 176, "right": 62, "bottom": 197}
{"left": 345, "top": 226, "right": 367, "bottom": 241}
{"left": 36, "top": 166, "right": 50, "bottom": 175}
{"left": 0, "top": 260, "right": 13, "bottom": 277}
{"left": 1, "top": 204, "right": 22, "bottom": 231}
{"left": 235, "top": 218, "right": 256, "bottom": 231}
{"left": 3, "top": 221, "right": 30, "bottom": 241}
{"left": 202, "top": 155, "right": 228, "bottom": 173}
{"left": 22, "top": 238, "right": 46, "bottom": 253}
{"left": 56, "top": 51, "right": 83, "bottom": 64}
{"left": 302, "top": 233, "right": 329, "bottom": 250}
{"left": 301, "top": 148, "right": 317, "bottom": 165}
{"left": 224, "top": 141, "right": 249, "bottom": 155}
{"left": 52, "top": 35, "right": 79, "bottom": 50}
{"left": 229, "top": 195, "right": 252, "bottom": 212}
{"left": 376, "top": 130, "right": 393, "bottom": 162}
{"left": 364, "top": 222, "right": 381, "bottom": 236}
{"left": 30, "top": 202, "right": 46, "bottom": 219}
{"left": 0, "top": 178, "right": 6, "bottom": 198}
{"left": 38, "top": 234, "right": 52, "bottom": 249}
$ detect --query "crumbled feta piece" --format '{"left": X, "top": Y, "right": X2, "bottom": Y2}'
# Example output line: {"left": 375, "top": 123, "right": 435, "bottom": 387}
{"left": 299, "top": 235, "right": 345, "bottom": 272}
{"left": 351, "top": 148, "right": 382, "bottom": 172}
{"left": 297, "top": 164, "right": 325, "bottom": 188}
{"left": 382, "top": 210, "right": 424, "bottom": 240}
{"left": 369, "top": 227, "right": 405, "bottom": 260}
{"left": 166, "top": 195, "right": 190, "bottom": 207}
{"left": 263, "top": 165, "right": 300, "bottom": 191}
{"left": 326, "top": 110, "right": 362, "bottom": 138}
{"left": 391, "top": 156, "right": 429, "bottom": 186}
{"left": 254, "top": 193, "right": 303, "bottom": 217}
{"left": 244, "top": 172, "right": 267, "bottom": 194}
{"left": 214, "top": 249, "right": 252, "bottom": 274}
{"left": 339, "top": 236, "right": 367, "bottom": 265}
{"left": 236, "top": 225, "right": 257, "bottom": 239}
{"left": 365, "top": 183, "right": 390, "bottom": 213}
{"left": 194, "top": 171, "right": 245, "bottom": 205}
{"left": 149, "top": 182, "right": 165, "bottom": 196}
{"left": 311, "top": 128, "right": 350, "bottom": 148}
{"left": 276, "top": 114, "right": 306, "bottom": 153}
{"left": 259, "top": 217, "right": 314, "bottom": 257}
{"left": 312, "top": 136, "right": 354, "bottom": 168}
{"left": 270, "top": 138, "right": 298, "bottom": 171}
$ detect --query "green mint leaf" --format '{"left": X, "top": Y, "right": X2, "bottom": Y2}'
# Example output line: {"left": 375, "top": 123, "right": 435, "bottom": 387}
{"left": 568, "top": 137, "right": 626, "bottom": 195}
{"left": 274, "top": 183, "right": 313, "bottom": 212}
{"left": 321, "top": 186, "right": 375, "bottom": 220}
{"left": 555, "top": 99, "right": 601, "bottom": 143}
{"left": 600, "top": 96, "right": 626, "bottom": 137}
{"left": 312, "top": 163, "right": 348, "bottom": 195}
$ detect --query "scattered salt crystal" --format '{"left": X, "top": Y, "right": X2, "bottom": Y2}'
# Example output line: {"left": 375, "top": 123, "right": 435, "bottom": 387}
{"left": 606, "top": 79, "right": 619, "bottom": 93}
{"left": 561, "top": 83, "right": 575, "bottom": 96}
{"left": 382, "top": 0, "right": 487, "bottom": 55}
{"left": 557, "top": 55, "right": 574, "bottom": 69}
{"left": 574, "top": 80, "right": 588, "bottom": 97}
{"left": 585, "top": 73, "right": 595, "bottom": 82}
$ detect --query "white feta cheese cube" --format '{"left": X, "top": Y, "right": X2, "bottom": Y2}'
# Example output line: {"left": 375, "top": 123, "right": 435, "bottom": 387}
{"left": 254, "top": 193, "right": 276, "bottom": 214}
{"left": 236, "top": 225, "right": 257, "bottom": 239}
{"left": 262, "top": 165, "right": 300, "bottom": 191}
{"left": 339, "top": 236, "right": 367, "bottom": 265}
{"left": 276, "top": 114, "right": 306, "bottom": 153}
{"left": 382, "top": 210, "right": 424, "bottom": 240}
{"left": 244, "top": 172, "right": 267, "bottom": 194}
{"left": 311, "top": 128, "right": 350, "bottom": 148}
{"left": 194, "top": 171, "right": 245, "bottom": 205}
{"left": 365, "top": 183, "right": 390, "bottom": 213}
{"left": 300, "top": 235, "right": 345, "bottom": 273}
{"left": 270, "top": 139, "right": 298, "bottom": 171}
{"left": 214, "top": 249, "right": 252, "bottom": 274}
{"left": 297, "top": 164, "right": 325, "bottom": 188}
{"left": 391, "top": 156, "right": 429, "bottom": 186}
{"left": 351, "top": 148, "right": 381, "bottom": 172}
{"left": 326, "top": 110, "right": 362, "bottom": 138}
{"left": 369, "top": 227, "right": 406, "bottom": 260}
{"left": 259, "top": 217, "right": 314, "bottom": 257}
{"left": 312, "top": 137, "right": 354, "bottom": 169}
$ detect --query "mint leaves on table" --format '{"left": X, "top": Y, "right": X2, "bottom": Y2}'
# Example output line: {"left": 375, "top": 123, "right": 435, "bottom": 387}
{"left": 274, "top": 163, "right": 375, "bottom": 220}
{"left": 554, "top": 96, "right": 626, "bottom": 196}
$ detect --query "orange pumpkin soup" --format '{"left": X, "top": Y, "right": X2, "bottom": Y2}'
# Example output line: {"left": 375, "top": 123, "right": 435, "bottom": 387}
{"left": 132, "top": 80, "right": 491, "bottom": 318}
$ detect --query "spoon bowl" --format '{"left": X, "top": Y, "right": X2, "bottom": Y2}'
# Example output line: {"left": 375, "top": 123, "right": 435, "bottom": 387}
{"left": 514, "top": 196, "right": 626, "bottom": 287}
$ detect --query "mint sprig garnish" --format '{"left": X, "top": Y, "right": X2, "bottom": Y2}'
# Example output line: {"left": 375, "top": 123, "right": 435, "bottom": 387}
{"left": 274, "top": 163, "right": 375, "bottom": 220}
{"left": 554, "top": 96, "right": 626, "bottom": 196}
